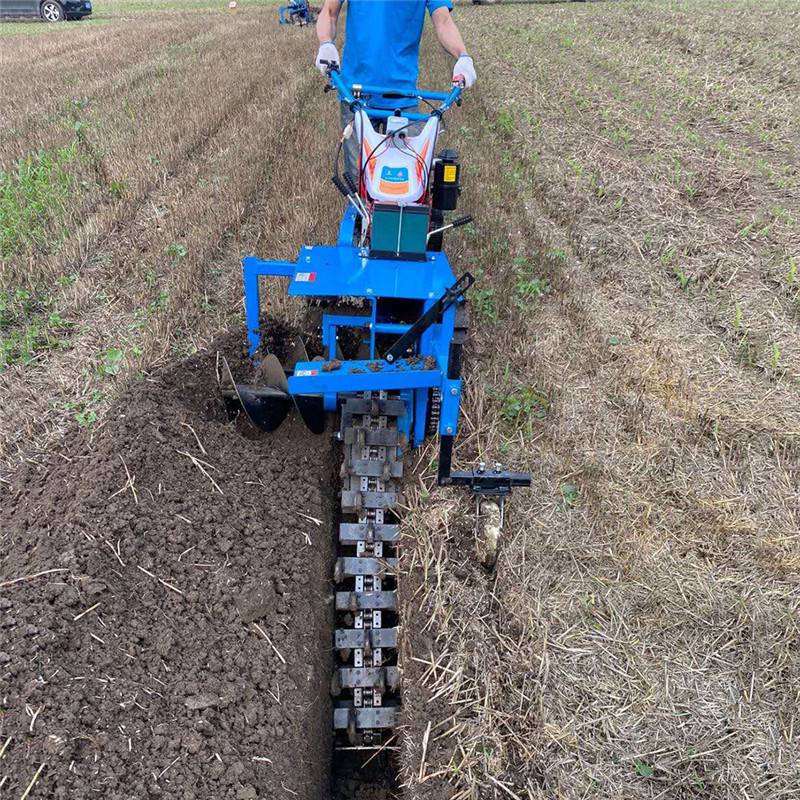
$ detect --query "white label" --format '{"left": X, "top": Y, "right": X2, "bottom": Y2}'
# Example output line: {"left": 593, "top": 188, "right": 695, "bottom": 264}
{"left": 295, "top": 272, "right": 316, "bottom": 282}
{"left": 295, "top": 369, "right": 318, "bottom": 377}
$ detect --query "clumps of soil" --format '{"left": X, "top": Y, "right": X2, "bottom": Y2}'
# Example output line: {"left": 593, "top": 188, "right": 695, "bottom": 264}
{"left": 333, "top": 754, "right": 397, "bottom": 800}
{"left": 0, "top": 334, "right": 336, "bottom": 800}
{"left": 258, "top": 318, "right": 318, "bottom": 363}
{"left": 321, "top": 360, "right": 342, "bottom": 373}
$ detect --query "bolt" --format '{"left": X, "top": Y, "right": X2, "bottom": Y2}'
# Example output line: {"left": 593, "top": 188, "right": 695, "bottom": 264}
{"left": 494, "top": 462, "right": 502, "bottom": 473}
{"left": 478, "top": 461, "right": 486, "bottom": 473}
{"left": 446, "top": 426, "right": 453, "bottom": 434}
{"left": 450, "top": 387, "right": 458, "bottom": 396}
{"left": 386, "top": 354, "right": 394, "bottom": 363}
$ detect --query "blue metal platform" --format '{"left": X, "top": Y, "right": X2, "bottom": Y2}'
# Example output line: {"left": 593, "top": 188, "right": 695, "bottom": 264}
{"left": 244, "top": 246, "right": 456, "bottom": 302}
{"left": 289, "top": 357, "right": 443, "bottom": 394}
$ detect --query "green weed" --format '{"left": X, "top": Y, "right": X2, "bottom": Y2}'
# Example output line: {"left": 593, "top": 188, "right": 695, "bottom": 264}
{"left": 770, "top": 343, "right": 781, "bottom": 371}
{"left": 0, "top": 288, "right": 72, "bottom": 371}
{"left": 500, "top": 386, "right": 550, "bottom": 428}
{"left": 96, "top": 347, "right": 125, "bottom": 377}
{"left": 634, "top": 760, "right": 654, "bottom": 779}
{"left": 0, "top": 143, "right": 79, "bottom": 258}
{"left": 166, "top": 241, "right": 188, "bottom": 260}
{"left": 64, "top": 389, "right": 103, "bottom": 429}
{"left": 514, "top": 277, "right": 550, "bottom": 309}
{"left": 788, "top": 257, "right": 797, "bottom": 286}
{"left": 472, "top": 286, "right": 498, "bottom": 323}
{"left": 560, "top": 483, "right": 579, "bottom": 508}
{"left": 109, "top": 178, "right": 127, "bottom": 200}
{"left": 493, "top": 109, "right": 516, "bottom": 139}
{"left": 675, "top": 269, "right": 691, "bottom": 290}
{"left": 733, "top": 303, "right": 743, "bottom": 331}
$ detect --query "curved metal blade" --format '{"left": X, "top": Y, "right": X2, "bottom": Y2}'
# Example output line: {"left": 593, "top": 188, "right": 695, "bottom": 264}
{"left": 294, "top": 394, "right": 326, "bottom": 435}
{"left": 238, "top": 384, "right": 292, "bottom": 432}
{"left": 219, "top": 356, "right": 243, "bottom": 420}
{"left": 256, "top": 353, "right": 289, "bottom": 392}
{"left": 285, "top": 338, "right": 310, "bottom": 371}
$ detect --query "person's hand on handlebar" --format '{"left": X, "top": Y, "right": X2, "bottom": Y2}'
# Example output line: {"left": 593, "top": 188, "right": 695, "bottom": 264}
{"left": 452, "top": 54, "right": 476, "bottom": 89}
{"left": 316, "top": 41, "right": 339, "bottom": 75}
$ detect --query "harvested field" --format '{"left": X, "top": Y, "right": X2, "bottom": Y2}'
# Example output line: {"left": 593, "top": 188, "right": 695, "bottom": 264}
{"left": 2, "top": 1, "right": 800, "bottom": 799}
{"left": 401, "top": 2, "right": 800, "bottom": 799}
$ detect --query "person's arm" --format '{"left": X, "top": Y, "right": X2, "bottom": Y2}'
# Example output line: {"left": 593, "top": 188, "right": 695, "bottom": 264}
{"left": 315, "top": 0, "right": 343, "bottom": 74}
{"left": 431, "top": 6, "right": 476, "bottom": 87}
{"left": 431, "top": 6, "right": 466, "bottom": 59}
{"left": 316, "top": 0, "right": 342, "bottom": 46}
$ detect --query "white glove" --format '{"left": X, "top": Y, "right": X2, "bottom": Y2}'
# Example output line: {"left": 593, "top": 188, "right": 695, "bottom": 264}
{"left": 453, "top": 54, "right": 476, "bottom": 88}
{"left": 316, "top": 41, "right": 339, "bottom": 76}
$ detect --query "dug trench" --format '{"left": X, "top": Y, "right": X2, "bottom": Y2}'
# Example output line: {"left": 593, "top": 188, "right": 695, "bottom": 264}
{"left": 0, "top": 333, "right": 356, "bottom": 799}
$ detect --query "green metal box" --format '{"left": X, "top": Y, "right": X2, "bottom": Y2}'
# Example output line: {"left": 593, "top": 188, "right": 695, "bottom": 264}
{"left": 370, "top": 203, "right": 430, "bottom": 261}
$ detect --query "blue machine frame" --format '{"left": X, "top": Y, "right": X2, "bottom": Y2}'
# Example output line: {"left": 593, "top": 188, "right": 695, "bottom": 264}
{"left": 241, "top": 76, "right": 464, "bottom": 448}
{"left": 279, "top": 0, "right": 313, "bottom": 25}
{"left": 243, "top": 211, "right": 462, "bottom": 448}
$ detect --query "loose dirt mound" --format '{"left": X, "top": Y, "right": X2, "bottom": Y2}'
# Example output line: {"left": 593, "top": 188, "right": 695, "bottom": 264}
{"left": 0, "top": 337, "right": 335, "bottom": 799}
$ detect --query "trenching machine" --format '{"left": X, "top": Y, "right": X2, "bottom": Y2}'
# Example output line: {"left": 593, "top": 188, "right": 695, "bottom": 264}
{"left": 222, "top": 65, "right": 530, "bottom": 749}
{"left": 278, "top": 0, "right": 314, "bottom": 26}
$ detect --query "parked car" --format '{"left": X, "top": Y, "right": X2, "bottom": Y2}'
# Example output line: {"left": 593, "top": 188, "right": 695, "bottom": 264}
{"left": 0, "top": 0, "right": 93, "bottom": 22}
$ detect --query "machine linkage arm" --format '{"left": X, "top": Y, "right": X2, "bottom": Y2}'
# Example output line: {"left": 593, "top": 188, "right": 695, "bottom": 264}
{"left": 384, "top": 272, "right": 474, "bottom": 363}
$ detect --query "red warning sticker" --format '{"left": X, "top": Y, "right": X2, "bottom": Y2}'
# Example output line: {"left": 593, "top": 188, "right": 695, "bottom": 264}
{"left": 295, "top": 272, "right": 316, "bottom": 282}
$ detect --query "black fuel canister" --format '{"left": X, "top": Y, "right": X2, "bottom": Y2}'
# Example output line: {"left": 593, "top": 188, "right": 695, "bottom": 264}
{"left": 432, "top": 149, "right": 460, "bottom": 211}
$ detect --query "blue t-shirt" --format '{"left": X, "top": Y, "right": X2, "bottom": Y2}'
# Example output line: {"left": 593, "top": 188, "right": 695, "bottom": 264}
{"left": 340, "top": 0, "right": 453, "bottom": 109}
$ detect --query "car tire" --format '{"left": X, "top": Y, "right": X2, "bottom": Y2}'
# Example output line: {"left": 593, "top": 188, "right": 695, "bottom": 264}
{"left": 41, "top": 1, "right": 65, "bottom": 21}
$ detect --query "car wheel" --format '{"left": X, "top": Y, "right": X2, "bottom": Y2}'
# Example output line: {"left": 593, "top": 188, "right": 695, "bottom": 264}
{"left": 41, "top": 1, "right": 65, "bottom": 21}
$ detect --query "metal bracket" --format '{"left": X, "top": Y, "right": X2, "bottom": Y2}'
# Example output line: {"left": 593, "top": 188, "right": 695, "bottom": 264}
{"left": 437, "top": 437, "right": 531, "bottom": 497}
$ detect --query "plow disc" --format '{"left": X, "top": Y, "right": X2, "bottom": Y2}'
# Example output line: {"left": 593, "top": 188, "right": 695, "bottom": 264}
{"left": 219, "top": 350, "right": 326, "bottom": 434}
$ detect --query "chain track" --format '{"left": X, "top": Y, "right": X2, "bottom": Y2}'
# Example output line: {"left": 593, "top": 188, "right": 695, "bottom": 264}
{"left": 332, "top": 391, "right": 405, "bottom": 748}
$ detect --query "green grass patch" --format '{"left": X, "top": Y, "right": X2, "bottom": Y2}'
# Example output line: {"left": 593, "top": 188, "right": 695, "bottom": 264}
{"left": 0, "top": 288, "right": 73, "bottom": 371}
{"left": 0, "top": 143, "right": 79, "bottom": 259}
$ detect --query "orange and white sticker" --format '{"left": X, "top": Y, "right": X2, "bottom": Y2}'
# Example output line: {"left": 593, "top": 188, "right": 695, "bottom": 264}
{"left": 295, "top": 272, "right": 316, "bottom": 282}
{"left": 295, "top": 369, "right": 318, "bottom": 377}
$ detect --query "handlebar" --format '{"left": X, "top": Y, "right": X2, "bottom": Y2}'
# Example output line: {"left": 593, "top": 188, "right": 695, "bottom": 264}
{"left": 325, "top": 64, "right": 462, "bottom": 121}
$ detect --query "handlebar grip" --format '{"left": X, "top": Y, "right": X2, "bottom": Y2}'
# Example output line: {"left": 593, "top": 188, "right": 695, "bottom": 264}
{"left": 343, "top": 171, "right": 359, "bottom": 194}
{"left": 331, "top": 176, "right": 351, "bottom": 198}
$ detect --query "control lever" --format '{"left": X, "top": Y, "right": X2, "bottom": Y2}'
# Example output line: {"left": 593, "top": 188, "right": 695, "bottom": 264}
{"left": 331, "top": 176, "right": 370, "bottom": 244}
{"left": 426, "top": 214, "right": 473, "bottom": 243}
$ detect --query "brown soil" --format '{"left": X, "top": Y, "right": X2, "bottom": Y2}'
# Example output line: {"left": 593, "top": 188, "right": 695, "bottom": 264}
{"left": 0, "top": 334, "right": 336, "bottom": 799}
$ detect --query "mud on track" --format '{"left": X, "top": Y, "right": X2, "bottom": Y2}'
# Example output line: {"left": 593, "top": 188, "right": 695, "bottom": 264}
{"left": 0, "top": 335, "right": 335, "bottom": 799}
